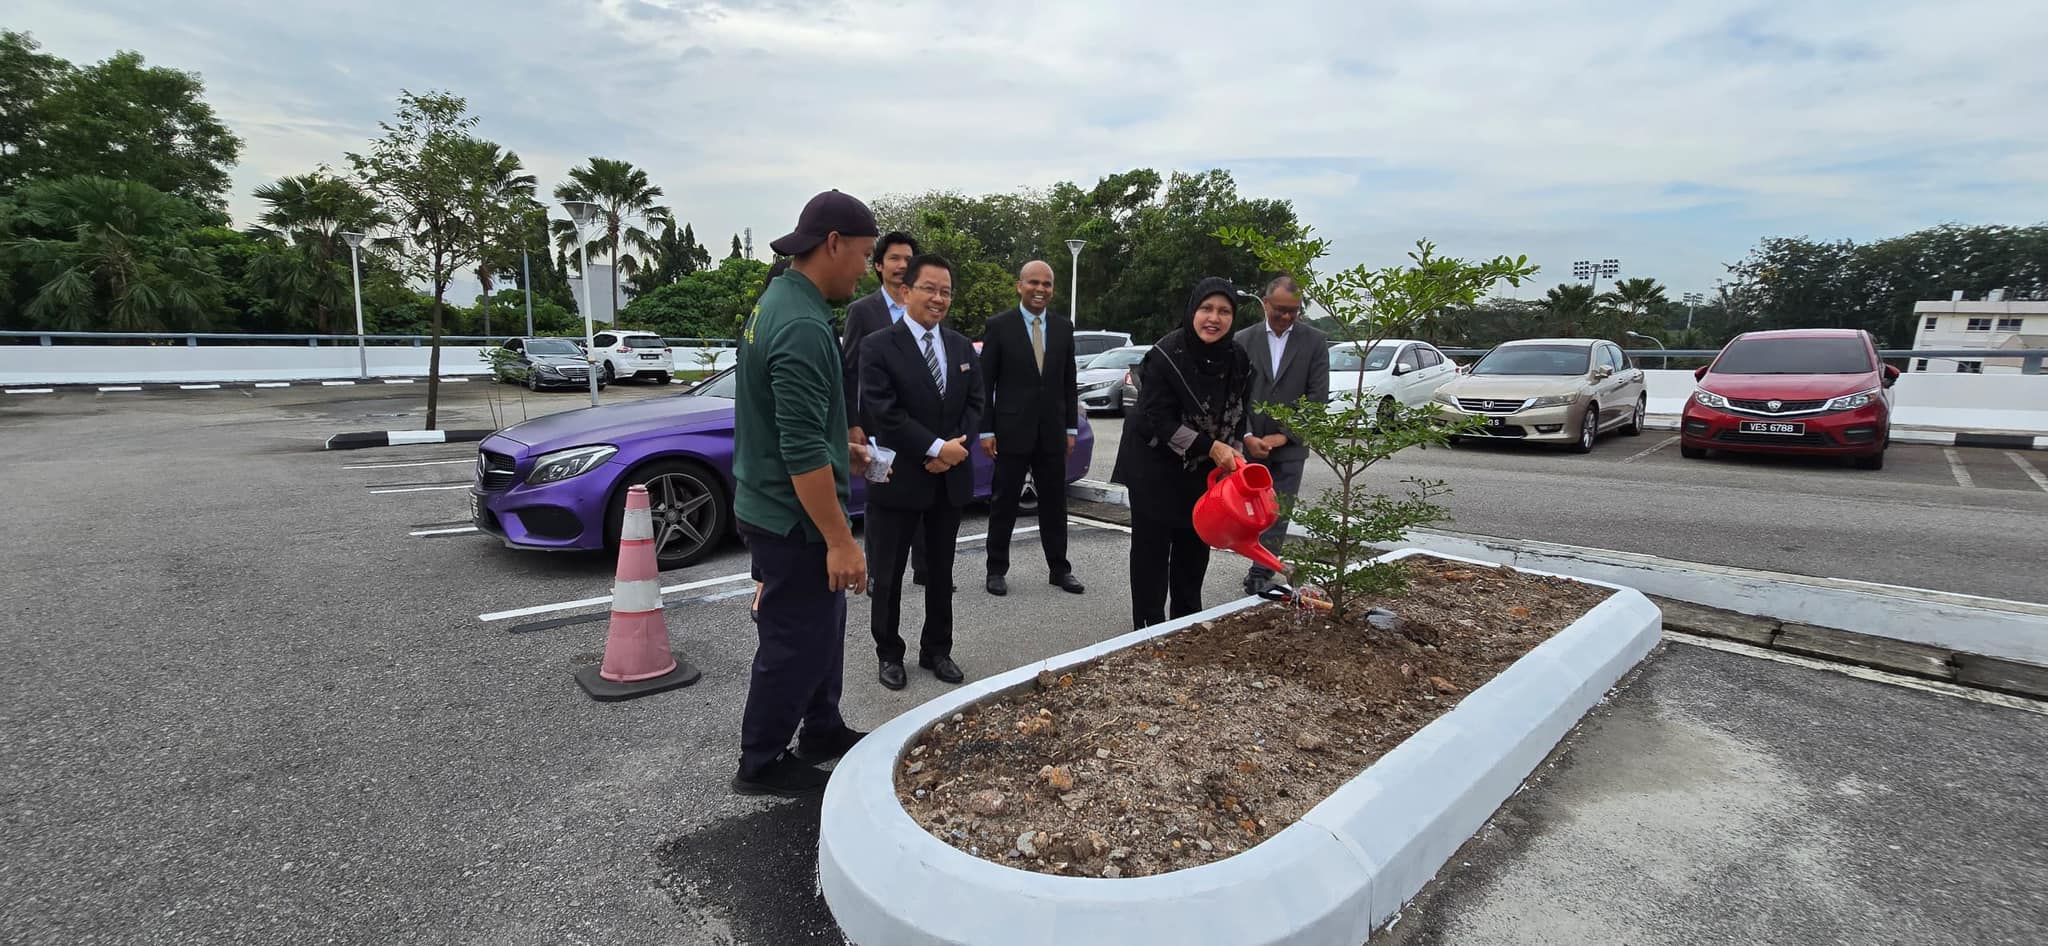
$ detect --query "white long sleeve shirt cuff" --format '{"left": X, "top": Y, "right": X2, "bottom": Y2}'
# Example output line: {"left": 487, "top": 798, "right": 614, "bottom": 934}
{"left": 926, "top": 438, "right": 945, "bottom": 458}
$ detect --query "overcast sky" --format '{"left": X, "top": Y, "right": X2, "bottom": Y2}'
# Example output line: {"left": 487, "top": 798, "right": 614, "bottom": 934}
{"left": 16, "top": 0, "right": 2048, "bottom": 304}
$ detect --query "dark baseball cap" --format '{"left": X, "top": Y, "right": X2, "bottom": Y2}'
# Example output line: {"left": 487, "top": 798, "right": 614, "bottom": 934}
{"left": 768, "top": 189, "right": 879, "bottom": 256}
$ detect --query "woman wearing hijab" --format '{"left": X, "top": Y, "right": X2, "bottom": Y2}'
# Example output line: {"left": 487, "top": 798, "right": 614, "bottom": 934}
{"left": 1111, "top": 276, "right": 1255, "bottom": 629}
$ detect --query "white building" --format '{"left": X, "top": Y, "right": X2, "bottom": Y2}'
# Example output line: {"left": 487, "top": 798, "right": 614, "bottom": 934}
{"left": 1910, "top": 295, "right": 2048, "bottom": 374}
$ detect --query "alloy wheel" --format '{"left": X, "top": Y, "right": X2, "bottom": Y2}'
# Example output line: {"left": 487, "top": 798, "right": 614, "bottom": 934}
{"left": 645, "top": 470, "right": 718, "bottom": 565}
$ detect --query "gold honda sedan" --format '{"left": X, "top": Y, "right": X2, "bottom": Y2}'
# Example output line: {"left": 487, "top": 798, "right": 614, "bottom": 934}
{"left": 1430, "top": 338, "right": 1648, "bottom": 452}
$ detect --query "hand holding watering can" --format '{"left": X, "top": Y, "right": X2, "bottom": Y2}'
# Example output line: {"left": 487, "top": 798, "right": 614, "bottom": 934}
{"left": 1193, "top": 459, "right": 1334, "bottom": 611}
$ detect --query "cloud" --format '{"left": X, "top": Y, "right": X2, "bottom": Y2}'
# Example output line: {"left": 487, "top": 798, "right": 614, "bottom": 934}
{"left": 9, "top": 0, "right": 2046, "bottom": 299}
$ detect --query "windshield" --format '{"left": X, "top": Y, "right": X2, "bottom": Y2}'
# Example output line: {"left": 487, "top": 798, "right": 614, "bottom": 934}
{"left": 1329, "top": 345, "right": 1397, "bottom": 372}
{"left": 1086, "top": 348, "right": 1147, "bottom": 370}
{"left": 623, "top": 335, "right": 667, "bottom": 349}
{"left": 1074, "top": 335, "right": 1126, "bottom": 357}
{"left": 525, "top": 338, "right": 582, "bottom": 356}
{"left": 1472, "top": 345, "right": 1591, "bottom": 376}
{"left": 1711, "top": 337, "right": 1873, "bottom": 375}
{"left": 690, "top": 367, "right": 738, "bottom": 399}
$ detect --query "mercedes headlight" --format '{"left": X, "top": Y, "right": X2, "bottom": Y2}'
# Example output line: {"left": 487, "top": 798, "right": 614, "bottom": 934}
{"left": 528, "top": 445, "right": 617, "bottom": 485}
{"left": 1528, "top": 394, "right": 1575, "bottom": 408}
{"left": 1692, "top": 390, "right": 1730, "bottom": 409}
{"left": 1824, "top": 388, "right": 1879, "bottom": 411}
{"left": 536, "top": 364, "right": 563, "bottom": 376}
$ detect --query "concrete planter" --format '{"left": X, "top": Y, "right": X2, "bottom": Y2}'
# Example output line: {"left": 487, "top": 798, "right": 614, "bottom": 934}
{"left": 819, "top": 548, "right": 1662, "bottom": 946}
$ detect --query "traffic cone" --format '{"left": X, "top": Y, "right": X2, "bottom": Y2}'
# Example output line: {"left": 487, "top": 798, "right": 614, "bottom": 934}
{"left": 575, "top": 484, "right": 703, "bottom": 701}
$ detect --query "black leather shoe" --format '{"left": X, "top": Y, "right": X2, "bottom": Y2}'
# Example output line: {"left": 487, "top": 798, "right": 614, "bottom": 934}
{"left": 796, "top": 725, "right": 867, "bottom": 762}
{"left": 985, "top": 575, "right": 1008, "bottom": 596}
{"left": 878, "top": 661, "right": 907, "bottom": 691}
{"left": 919, "top": 654, "right": 965, "bottom": 684}
{"left": 731, "top": 753, "right": 831, "bottom": 797}
{"left": 1051, "top": 573, "right": 1085, "bottom": 594}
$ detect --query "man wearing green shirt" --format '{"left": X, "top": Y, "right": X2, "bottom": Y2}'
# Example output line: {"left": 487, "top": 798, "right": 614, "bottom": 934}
{"left": 731, "top": 189, "right": 881, "bottom": 797}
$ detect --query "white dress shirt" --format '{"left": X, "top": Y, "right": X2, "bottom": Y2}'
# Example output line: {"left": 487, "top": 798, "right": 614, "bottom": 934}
{"left": 1267, "top": 323, "right": 1290, "bottom": 377}
{"left": 914, "top": 322, "right": 947, "bottom": 458}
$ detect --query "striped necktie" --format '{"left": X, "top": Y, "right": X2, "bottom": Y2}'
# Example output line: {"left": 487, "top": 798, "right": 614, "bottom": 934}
{"left": 923, "top": 330, "right": 944, "bottom": 394}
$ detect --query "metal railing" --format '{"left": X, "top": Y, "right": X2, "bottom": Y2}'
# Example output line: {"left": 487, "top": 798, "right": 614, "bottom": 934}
{"left": 1439, "top": 348, "right": 2046, "bottom": 375}
{"left": 0, "top": 330, "right": 737, "bottom": 348}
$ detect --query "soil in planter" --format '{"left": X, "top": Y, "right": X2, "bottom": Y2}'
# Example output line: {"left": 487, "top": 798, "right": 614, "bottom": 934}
{"left": 894, "top": 556, "right": 1614, "bottom": 879}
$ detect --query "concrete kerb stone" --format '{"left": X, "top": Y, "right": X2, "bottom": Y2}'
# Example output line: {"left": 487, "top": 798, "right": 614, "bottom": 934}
{"left": 323, "top": 429, "right": 495, "bottom": 450}
{"left": 817, "top": 548, "right": 1661, "bottom": 946}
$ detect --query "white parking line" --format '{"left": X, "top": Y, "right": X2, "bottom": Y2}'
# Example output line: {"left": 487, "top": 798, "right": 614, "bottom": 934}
{"left": 97, "top": 386, "right": 143, "bottom": 392}
{"left": 5, "top": 388, "right": 54, "bottom": 395}
{"left": 2008, "top": 451, "right": 2048, "bottom": 493}
{"left": 346, "top": 458, "right": 473, "bottom": 470}
{"left": 178, "top": 384, "right": 222, "bottom": 390}
{"left": 254, "top": 382, "right": 292, "bottom": 388}
{"left": 321, "top": 381, "right": 356, "bottom": 386}
{"left": 1621, "top": 435, "right": 1680, "bottom": 464}
{"left": 411, "top": 525, "right": 480, "bottom": 536}
{"left": 382, "top": 379, "right": 415, "bottom": 384}
{"left": 1943, "top": 448, "right": 1975, "bottom": 488}
{"left": 476, "top": 524, "right": 1048, "bottom": 622}
{"left": 369, "top": 484, "right": 471, "bottom": 494}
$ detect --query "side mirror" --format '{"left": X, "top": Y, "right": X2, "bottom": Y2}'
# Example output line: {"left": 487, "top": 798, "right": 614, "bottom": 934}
{"left": 1391, "top": 364, "right": 1409, "bottom": 377}
{"left": 1592, "top": 364, "right": 1614, "bottom": 381}
{"left": 1693, "top": 365, "right": 1710, "bottom": 381}
{"left": 1882, "top": 364, "right": 1900, "bottom": 388}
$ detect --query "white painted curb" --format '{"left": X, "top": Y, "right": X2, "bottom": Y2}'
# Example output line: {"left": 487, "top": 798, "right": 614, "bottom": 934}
{"left": 818, "top": 548, "right": 1662, "bottom": 946}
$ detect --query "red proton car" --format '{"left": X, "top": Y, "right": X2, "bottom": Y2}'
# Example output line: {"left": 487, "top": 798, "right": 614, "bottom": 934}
{"left": 1681, "top": 328, "right": 1900, "bottom": 470}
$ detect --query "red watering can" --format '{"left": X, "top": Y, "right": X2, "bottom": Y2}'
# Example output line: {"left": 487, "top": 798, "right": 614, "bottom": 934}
{"left": 1193, "top": 462, "right": 1288, "bottom": 576}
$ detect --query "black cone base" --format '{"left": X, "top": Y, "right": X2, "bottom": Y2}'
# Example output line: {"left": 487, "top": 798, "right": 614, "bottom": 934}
{"left": 575, "top": 652, "right": 703, "bottom": 702}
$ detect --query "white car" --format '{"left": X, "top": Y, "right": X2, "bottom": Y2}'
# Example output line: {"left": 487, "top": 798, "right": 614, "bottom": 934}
{"left": 1072, "top": 330, "right": 1135, "bottom": 369}
{"left": 592, "top": 330, "right": 674, "bottom": 384}
{"left": 1326, "top": 339, "right": 1459, "bottom": 418}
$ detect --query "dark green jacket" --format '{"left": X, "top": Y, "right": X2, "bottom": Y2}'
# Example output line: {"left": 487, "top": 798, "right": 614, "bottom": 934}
{"left": 733, "top": 270, "right": 849, "bottom": 541}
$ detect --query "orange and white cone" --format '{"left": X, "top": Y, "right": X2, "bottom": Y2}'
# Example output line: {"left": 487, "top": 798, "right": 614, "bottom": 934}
{"left": 575, "top": 484, "right": 702, "bottom": 701}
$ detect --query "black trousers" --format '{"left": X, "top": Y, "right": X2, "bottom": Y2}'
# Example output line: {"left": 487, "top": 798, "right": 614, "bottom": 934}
{"left": 738, "top": 522, "right": 847, "bottom": 777}
{"left": 866, "top": 502, "right": 963, "bottom": 663}
{"left": 866, "top": 519, "right": 929, "bottom": 577}
{"left": 986, "top": 445, "right": 1070, "bottom": 578}
{"left": 1129, "top": 513, "right": 1211, "bottom": 629}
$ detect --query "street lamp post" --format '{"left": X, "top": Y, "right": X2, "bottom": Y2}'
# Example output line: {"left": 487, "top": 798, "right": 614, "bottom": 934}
{"left": 1682, "top": 291, "right": 1704, "bottom": 331}
{"left": 1626, "top": 330, "right": 1668, "bottom": 369}
{"left": 1065, "top": 239, "right": 1086, "bottom": 327}
{"left": 339, "top": 231, "right": 367, "bottom": 380}
{"left": 1572, "top": 257, "right": 1621, "bottom": 297}
{"left": 522, "top": 247, "right": 535, "bottom": 337}
{"left": 561, "top": 200, "right": 604, "bottom": 407}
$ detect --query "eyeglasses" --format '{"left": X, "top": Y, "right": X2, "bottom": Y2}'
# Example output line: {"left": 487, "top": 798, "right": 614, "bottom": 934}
{"left": 910, "top": 284, "right": 953, "bottom": 299}
{"left": 1268, "top": 305, "right": 1302, "bottom": 317}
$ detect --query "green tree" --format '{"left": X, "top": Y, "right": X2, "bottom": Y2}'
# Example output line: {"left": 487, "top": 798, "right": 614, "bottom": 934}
{"left": 625, "top": 220, "right": 712, "bottom": 297}
{"left": 448, "top": 139, "right": 536, "bottom": 337}
{"left": 1539, "top": 283, "right": 1605, "bottom": 336}
{"left": 1218, "top": 227, "right": 1536, "bottom": 621}
{"left": 0, "top": 30, "right": 67, "bottom": 189}
{"left": 1597, "top": 277, "right": 1667, "bottom": 340}
{"left": 727, "top": 233, "right": 743, "bottom": 259}
{"left": 551, "top": 157, "right": 673, "bottom": 325}
{"left": 248, "top": 171, "right": 389, "bottom": 333}
{"left": 15, "top": 48, "right": 241, "bottom": 209}
{"left": 1, "top": 175, "right": 221, "bottom": 331}
{"left": 618, "top": 255, "right": 767, "bottom": 339}
{"left": 347, "top": 90, "right": 486, "bottom": 429}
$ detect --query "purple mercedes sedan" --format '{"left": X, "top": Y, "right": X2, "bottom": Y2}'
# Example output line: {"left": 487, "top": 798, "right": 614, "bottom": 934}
{"left": 470, "top": 367, "right": 1096, "bottom": 570}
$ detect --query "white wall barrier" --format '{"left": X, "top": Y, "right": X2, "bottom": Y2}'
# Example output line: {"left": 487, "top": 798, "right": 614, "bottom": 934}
{"left": 1641, "top": 369, "right": 2048, "bottom": 434}
{"left": 0, "top": 344, "right": 738, "bottom": 386}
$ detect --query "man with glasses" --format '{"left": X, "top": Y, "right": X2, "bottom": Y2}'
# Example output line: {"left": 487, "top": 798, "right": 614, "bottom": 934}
{"left": 857, "top": 254, "right": 982, "bottom": 689}
{"left": 1233, "top": 275, "right": 1328, "bottom": 596}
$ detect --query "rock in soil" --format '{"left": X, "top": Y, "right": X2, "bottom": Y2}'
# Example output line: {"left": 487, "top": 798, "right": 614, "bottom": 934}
{"left": 896, "top": 556, "right": 1610, "bottom": 879}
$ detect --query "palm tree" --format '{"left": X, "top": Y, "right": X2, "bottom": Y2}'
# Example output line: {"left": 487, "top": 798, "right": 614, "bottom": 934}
{"left": 1541, "top": 283, "right": 1601, "bottom": 336}
{"left": 449, "top": 140, "right": 536, "bottom": 336}
{"left": 1597, "top": 277, "right": 1668, "bottom": 341}
{"left": 250, "top": 172, "right": 389, "bottom": 332}
{"left": 3, "top": 175, "right": 219, "bottom": 332}
{"left": 552, "top": 158, "right": 673, "bottom": 323}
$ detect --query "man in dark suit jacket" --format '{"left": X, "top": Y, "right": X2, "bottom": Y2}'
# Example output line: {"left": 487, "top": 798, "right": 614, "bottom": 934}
{"left": 859, "top": 254, "right": 983, "bottom": 689}
{"left": 839, "top": 231, "right": 943, "bottom": 586}
{"left": 978, "top": 259, "right": 1083, "bottom": 597}
{"left": 1233, "top": 275, "right": 1329, "bottom": 595}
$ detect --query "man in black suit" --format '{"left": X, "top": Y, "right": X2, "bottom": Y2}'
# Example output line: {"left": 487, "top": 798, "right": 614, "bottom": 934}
{"left": 859, "top": 254, "right": 983, "bottom": 689}
{"left": 840, "top": 231, "right": 943, "bottom": 587}
{"left": 978, "top": 260, "right": 1083, "bottom": 597}
{"left": 1234, "top": 275, "right": 1330, "bottom": 596}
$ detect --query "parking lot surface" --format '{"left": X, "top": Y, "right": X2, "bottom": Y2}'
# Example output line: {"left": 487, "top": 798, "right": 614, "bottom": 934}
{"left": 3, "top": 383, "right": 2044, "bottom": 945}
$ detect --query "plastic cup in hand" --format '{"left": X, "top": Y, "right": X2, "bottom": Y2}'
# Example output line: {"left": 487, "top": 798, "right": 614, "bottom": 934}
{"left": 864, "top": 438, "right": 895, "bottom": 483}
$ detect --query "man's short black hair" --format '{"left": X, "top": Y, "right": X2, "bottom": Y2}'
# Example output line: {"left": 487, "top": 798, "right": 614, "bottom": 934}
{"left": 871, "top": 231, "right": 920, "bottom": 270}
{"left": 902, "top": 253, "right": 954, "bottom": 292}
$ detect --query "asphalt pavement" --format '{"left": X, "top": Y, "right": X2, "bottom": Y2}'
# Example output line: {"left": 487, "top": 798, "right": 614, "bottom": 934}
{"left": 1084, "top": 416, "right": 2048, "bottom": 603}
{"left": 3, "top": 383, "right": 2044, "bottom": 945}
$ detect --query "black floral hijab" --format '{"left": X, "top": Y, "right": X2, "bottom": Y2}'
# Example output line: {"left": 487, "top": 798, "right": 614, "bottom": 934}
{"left": 1151, "top": 276, "right": 1252, "bottom": 467}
